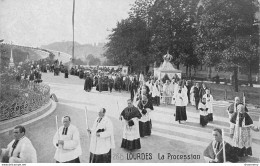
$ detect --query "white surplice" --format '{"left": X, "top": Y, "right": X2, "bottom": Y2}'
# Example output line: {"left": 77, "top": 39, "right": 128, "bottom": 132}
{"left": 89, "top": 116, "right": 115, "bottom": 155}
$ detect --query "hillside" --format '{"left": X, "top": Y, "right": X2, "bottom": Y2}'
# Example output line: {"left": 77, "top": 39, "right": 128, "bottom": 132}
{"left": 41, "top": 41, "right": 106, "bottom": 61}
{"left": 0, "top": 44, "right": 44, "bottom": 69}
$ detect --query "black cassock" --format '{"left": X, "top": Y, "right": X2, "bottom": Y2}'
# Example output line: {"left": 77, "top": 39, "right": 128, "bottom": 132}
{"left": 84, "top": 77, "right": 93, "bottom": 92}
{"left": 120, "top": 106, "right": 142, "bottom": 150}
{"left": 137, "top": 100, "right": 154, "bottom": 137}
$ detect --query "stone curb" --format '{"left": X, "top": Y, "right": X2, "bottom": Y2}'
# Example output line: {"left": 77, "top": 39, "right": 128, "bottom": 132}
{"left": 0, "top": 99, "right": 57, "bottom": 134}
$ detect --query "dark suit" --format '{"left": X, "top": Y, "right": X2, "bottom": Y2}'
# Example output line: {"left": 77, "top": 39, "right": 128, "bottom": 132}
{"left": 129, "top": 81, "right": 136, "bottom": 101}
{"left": 193, "top": 86, "right": 200, "bottom": 110}
{"left": 199, "top": 88, "right": 207, "bottom": 100}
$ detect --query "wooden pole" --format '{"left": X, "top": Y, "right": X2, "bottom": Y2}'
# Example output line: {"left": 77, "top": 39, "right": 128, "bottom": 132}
{"left": 243, "top": 92, "right": 246, "bottom": 106}
{"left": 222, "top": 129, "right": 226, "bottom": 163}
{"left": 55, "top": 116, "right": 59, "bottom": 140}
{"left": 55, "top": 115, "right": 61, "bottom": 162}
{"left": 117, "top": 101, "right": 121, "bottom": 120}
{"left": 72, "top": 0, "right": 75, "bottom": 66}
{"left": 84, "top": 106, "right": 90, "bottom": 138}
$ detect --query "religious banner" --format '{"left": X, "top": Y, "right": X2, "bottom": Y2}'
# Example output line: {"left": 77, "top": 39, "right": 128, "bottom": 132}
{"left": 121, "top": 66, "right": 128, "bottom": 76}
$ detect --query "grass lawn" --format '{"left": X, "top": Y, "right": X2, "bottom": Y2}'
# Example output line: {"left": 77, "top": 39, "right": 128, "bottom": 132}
{"left": 204, "top": 82, "right": 260, "bottom": 106}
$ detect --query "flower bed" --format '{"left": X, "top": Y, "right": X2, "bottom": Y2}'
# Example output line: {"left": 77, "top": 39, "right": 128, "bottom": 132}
{"left": 0, "top": 74, "right": 50, "bottom": 122}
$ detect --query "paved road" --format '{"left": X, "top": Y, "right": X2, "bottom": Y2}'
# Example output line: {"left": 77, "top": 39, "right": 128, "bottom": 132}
{"left": 1, "top": 72, "right": 259, "bottom": 163}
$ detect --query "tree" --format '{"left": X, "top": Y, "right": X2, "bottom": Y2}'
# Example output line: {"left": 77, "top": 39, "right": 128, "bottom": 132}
{"left": 102, "top": 58, "right": 114, "bottom": 66}
{"left": 84, "top": 54, "right": 101, "bottom": 66}
{"left": 196, "top": 0, "right": 259, "bottom": 91}
{"left": 149, "top": 0, "right": 200, "bottom": 70}
{"left": 89, "top": 57, "right": 101, "bottom": 66}
{"left": 85, "top": 54, "right": 95, "bottom": 65}
{"left": 104, "top": 0, "right": 200, "bottom": 74}
{"left": 104, "top": 16, "right": 152, "bottom": 72}
{"left": 74, "top": 58, "right": 87, "bottom": 65}
{"left": 85, "top": 54, "right": 95, "bottom": 61}
{"left": 49, "top": 52, "right": 55, "bottom": 60}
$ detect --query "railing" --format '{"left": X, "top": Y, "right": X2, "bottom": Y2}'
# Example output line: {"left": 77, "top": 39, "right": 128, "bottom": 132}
{"left": 0, "top": 82, "right": 50, "bottom": 122}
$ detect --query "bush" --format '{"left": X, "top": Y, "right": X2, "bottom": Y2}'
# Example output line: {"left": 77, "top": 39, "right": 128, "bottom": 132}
{"left": 0, "top": 73, "right": 27, "bottom": 103}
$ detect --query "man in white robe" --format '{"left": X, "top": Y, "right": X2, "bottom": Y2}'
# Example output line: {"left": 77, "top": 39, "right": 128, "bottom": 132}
{"left": 152, "top": 80, "right": 160, "bottom": 106}
{"left": 174, "top": 82, "right": 188, "bottom": 124}
{"left": 227, "top": 97, "right": 240, "bottom": 120}
{"left": 139, "top": 72, "right": 144, "bottom": 83}
{"left": 87, "top": 108, "right": 115, "bottom": 163}
{"left": 190, "top": 82, "right": 196, "bottom": 106}
{"left": 203, "top": 89, "right": 214, "bottom": 122}
{"left": 0, "top": 125, "right": 37, "bottom": 163}
{"left": 137, "top": 95, "right": 154, "bottom": 137}
{"left": 198, "top": 97, "right": 209, "bottom": 127}
{"left": 163, "top": 80, "right": 171, "bottom": 105}
{"left": 230, "top": 104, "right": 258, "bottom": 157}
{"left": 169, "top": 79, "right": 176, "bottom": 92}
{"left": 53, "top": 116, "right": 82, "bottom": 163}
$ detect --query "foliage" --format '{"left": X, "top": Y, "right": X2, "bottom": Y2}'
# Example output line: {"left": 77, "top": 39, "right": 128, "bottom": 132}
{"left": 73, "top": 58, "right": 87, "bottom": 65}
{"left": 104, "top": 16, "right": 152, "bottom": 72}
{"left": 0, "top": 73, "right": 22, "bottom": 102}
{"left": 102, "top": 58, "right": 114, "bottom": 66}
{"left": 49, "top": 52, "right": 55, "bottom": 60}
{"left": 196, "top": 0, "right": 259, "bottom": 90}
{"left": 103, "top": 0, "right": 200, "bottom": 73}
{"left": 149, "top": 0, "right": 200, "bottom": 69}
{"left": 85, "top": 54, "right": 101, "bottom": 65}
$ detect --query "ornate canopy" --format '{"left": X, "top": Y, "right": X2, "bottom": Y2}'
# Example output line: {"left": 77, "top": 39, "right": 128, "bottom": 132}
{"left": 159, "top": 52, "right": 182, "bottom": 73}
{"left": 154, "top": 51, "right": 182, "bottom": 79}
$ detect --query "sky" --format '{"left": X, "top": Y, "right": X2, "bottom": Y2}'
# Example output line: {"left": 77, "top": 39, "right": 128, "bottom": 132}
{"left": 0, "top": 0, "right": 135, "bottom": 47}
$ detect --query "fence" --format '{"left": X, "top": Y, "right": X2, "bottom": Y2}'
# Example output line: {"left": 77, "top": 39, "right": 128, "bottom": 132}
{"left": 156, "top": 82, "right": 259, "bottom": 106}
{"left": 0, "top": 77, "right": 50, "bottom": 122}
{"left": 205, "top": 83, "right": 260, "bottom": 106}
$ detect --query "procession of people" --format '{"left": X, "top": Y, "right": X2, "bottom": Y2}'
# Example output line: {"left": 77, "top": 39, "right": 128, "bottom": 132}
{"left": 88, "top": 108, "right": 115, "bottom": 163}
{"left": 1, "top": 65, "right": 260, "bottom": 164}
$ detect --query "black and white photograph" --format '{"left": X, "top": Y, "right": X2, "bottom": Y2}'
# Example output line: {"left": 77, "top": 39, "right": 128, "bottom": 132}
{"left": 0, "top": 0, "right": 260, "bottom": 164}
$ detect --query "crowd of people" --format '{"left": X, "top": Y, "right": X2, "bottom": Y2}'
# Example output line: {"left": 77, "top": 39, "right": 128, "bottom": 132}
{"left": 1, "top": 62, "right": 44, "bottom": 94}
{"left": 79, "top": 69, "right": 215, "bottom": 126}
{"left": 78, "top": 70, "right": 260, "bottom": 162}
{"left": 1, "top": 64, "right": 260, "bottom": 163}
{"left": 68, "top": 65, "right": 138, "bottom": 93}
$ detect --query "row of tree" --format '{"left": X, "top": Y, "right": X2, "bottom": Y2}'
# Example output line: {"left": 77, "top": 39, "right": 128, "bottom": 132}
{"left": 103, "top": 0, "right": 260, "bottom": 91}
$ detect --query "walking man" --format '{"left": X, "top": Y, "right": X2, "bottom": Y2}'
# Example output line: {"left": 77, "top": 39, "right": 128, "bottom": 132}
{"left": 53, "top": 116, "right": 82, "bottom": 163}
{"left": 203, "top": 128, "right": 239, "bottom": 163}
{"left": 0, "top": 125, "right": 37, "bottom": 163}
{"left": 193, "top": 82, "right": 200, "bottom": 110}
{"left": 120, "top": 99, "right": 142, "bottom": 150}
{"left": 87, "top": 108, "right": 115, "bottom": 163}
{"left": 174, "top": 81, "right": 188, "bottom": 124}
